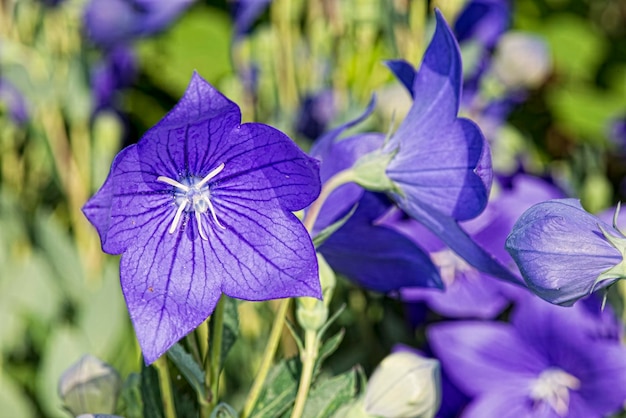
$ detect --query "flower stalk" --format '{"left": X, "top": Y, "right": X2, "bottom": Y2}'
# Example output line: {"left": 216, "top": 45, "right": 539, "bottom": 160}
{"left": 155, "top": 356, "right": 178, "bottom": 418}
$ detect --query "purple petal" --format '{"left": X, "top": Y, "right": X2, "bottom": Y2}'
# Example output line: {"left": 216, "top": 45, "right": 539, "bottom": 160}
{"left": 319, "top": 193, "right": 442, "bottom": 292}
{"left": 402, "top": 266, "right": 510, "bottom": 319}
{"left": 120, "top": 215, "right": 222, "bottom": 364}
{"left": 428, "top": 321, "right": 544, "bottom": 397}
{"left": 136, "top": 72, "right": 242, "bottom": 181}
{"left": 384, "top": 59, "right": 416, "bottom": 96}
{"left": 506, "top": 199, "right": 623, "bottom": 305}
{"left": 387, "top": 10, "right": 461, "bottom": 151}
{"left": 388, "top": 118, "right": 489, "bottom": 221}
{"left": 96, "top": 145, "right": 173, "bottom": 254}
{"left": 454, "top": 0, "right": 511, "bottom": 48}
{"left": 207, "top": 200, "right": 320, "bottom": 300}
{"left": 312, "top": 133, "right": 384, "bottom": 232}
{"left": 83, "top": 0, "right": 193, "bottom": 47}
{"left": 308, "top": 97, "right": 380, "bottom": 231}
{"left": 217, "top": 123, "right": 321, "bottom": 212}
{"left": 393, "top": 202, "right": 522, "bottom": 285}
{"left": 462, "top": 390, "right": 555, "bottom": 418}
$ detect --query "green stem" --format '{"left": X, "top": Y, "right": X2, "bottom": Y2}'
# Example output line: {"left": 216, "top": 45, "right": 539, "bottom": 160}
{"left": 240, "top": 298, "right": 292, "bottom": 418}
{"left": 155, "top": 356, "right": 178, "bottom": 418}
{"left": 208, "top": 296, "right": 226, "bottom": 410}
{"left": 290, "top": 330, "right": 318, "bottom": 418}
{"left": 303, "top": 168, "right": 356, "bottom": 232}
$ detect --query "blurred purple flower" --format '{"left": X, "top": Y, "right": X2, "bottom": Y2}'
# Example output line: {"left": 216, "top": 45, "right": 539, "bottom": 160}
{"left": 454, "top": 0, "right": 510, "bottom": 49}
{"left": 428, "top": 296, "right": 626, "bottom": 417}
{"left": 295, "top": 90, "right": 335, "bottom": 140}
{"left": 83, "top": 72, "right": 321, "bottom": 363}
{"left": 91, "top": 46, "right": 137, "bottom": 111}
{"left": 506, "top": 199, "right": 624, "bottom": 306}
{"left": 83, "top": 0, "right": 194, "bottom": 48}
{"left": 609, "top": 115, "right": 626, "bottom": 150}
{"left": 0, "top": 79, "right": 29, "bottom": 125}
{"left": 397, "top": 174, "right": 561, "bottom": 318}
{"left": 231, "top": 0, "right": 272, "bottom": 38}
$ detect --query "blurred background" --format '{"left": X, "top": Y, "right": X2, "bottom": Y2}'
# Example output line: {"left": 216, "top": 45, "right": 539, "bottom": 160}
{"left": 1, "top": 0, "right": 626, "bottom": 416}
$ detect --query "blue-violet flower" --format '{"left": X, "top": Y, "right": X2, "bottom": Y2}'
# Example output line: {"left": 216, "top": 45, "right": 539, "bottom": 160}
{"left": 83, "top": 72, "right": 322, "bottom": 363}
{"left": 506, "top": 199, "right": 625, "bottom": 306}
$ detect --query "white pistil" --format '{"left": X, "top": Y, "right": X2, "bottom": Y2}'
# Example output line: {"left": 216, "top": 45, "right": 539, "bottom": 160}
{"left": 195, "top": 211, "right": 208, "bottom": 241}
{"left": 196, "top": 163, "right": 225, "bottom": 188}
{"left": 157, "top": 176, "right": 190, "bottom": 191}
{"left": 170, "top": 200, "right": 188, "bottom": 234}
{"left": 530, "top": 368, "right": 580, "bottom": 416}
{"left": 157, "top": 163, "right": 226, "bottom": 239}
{"left": 206, "top": 197, "right": 226, "bottom": 230}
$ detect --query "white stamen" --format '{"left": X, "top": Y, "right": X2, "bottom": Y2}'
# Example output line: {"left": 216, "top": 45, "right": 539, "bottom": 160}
{"left": 530, "top": 368, "right": 580, "bottom": 416}
{"left": 205, "top": 197, "right": 226, "bottom": 230}
{"left": 169, "top": 200, "right": 188, "bottom": 234}
{"left": 157, "top": 176, "right": 190, "bottom": 192}
{"left": 196, "top": 210, "right": 208, "bottom": 240}
{"left": 196, "top": 163, "right": 225, "bottom": 189}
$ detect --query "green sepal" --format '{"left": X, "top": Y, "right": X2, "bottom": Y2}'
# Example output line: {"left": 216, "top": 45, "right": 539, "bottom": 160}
{"left": 594, "top": 224, "right": 626, "bottom": 290}
{"left": 351, "top": 150, "right": 398, "bottom": 192}
{"left": 312, "top": 203, "right": 358, "bottom": 248}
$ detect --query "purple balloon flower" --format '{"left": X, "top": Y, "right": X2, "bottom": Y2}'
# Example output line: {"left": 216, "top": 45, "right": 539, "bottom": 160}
{"left": 83, "top": 0, "right": 194, "bottom": 48}
{"left": 91, "top": 46, "right": 137, "bottom": 111}
{"left": 379, "top": 11, "right": 519, "bottom": 284}
{"left": 506, "top": 199, "right": 624, "bottom": 306}
{"left": 0, "top": 79, "right": 29, "bottom": 125}
{"left": 428, "top": 296, "right": 626, "bottom": 418}
{"left": 83, "top": 72, "right": 321, "bottom": 363}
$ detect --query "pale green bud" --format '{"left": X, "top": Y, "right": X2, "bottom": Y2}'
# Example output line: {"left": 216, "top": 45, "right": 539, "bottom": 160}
{"left": 364, "top": 351, "right": 441, "bottom": 418}
{"left": 297, "top": 253, "right": 336, "bottom": 331}
{"left": 58, "top": 355, "right": 122, "bottom": 416}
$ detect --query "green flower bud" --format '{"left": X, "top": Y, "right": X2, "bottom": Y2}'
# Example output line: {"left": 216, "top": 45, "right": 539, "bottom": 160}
{"left": 58, "top": 355, "right": 122, "bottom": 416}
{"left": 364, "top": 351, "right": 441, "bottom": 418}
{"left": 297, "top": 253, "right": 335, "bottom": 331}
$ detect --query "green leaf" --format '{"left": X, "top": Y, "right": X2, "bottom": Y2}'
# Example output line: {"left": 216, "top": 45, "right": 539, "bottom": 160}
{"left": 166, "top": 343, "right": 206, "bottom": 403}
{"left": 302, "top": 370, "right": 358, "bottom": 418}
{"left": 250, "top": 358, "right": 301, "bottom": 418}
{"left": 117, "top": 373, "right": 143, "bottom": 418}
{"left": 141, "top": 363, "right": 164, "bottom": 418}
{"left": 313, "top": 204, "right": 358, "bottom": 248}
{"left": 217, "top": 296, "right": 240, "bottom": 370}
{"left": 315, "top": 329, "right": 345, "bottom": 374}
{"left": 0, "top": 373, "right": 36, "bottom": 418}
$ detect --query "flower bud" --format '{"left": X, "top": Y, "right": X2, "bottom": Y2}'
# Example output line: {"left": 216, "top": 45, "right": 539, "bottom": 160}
{"left": 364, "top": 351, "right": 441, "bottom": 418}
{"left": 297, "top": 254, "right": 335, "bottom": 331}
{"left": 58, "top": 355, "right": 122, "bottom": 416}
{"left": 492, "top": 32, "right": 552, "bottom": 89}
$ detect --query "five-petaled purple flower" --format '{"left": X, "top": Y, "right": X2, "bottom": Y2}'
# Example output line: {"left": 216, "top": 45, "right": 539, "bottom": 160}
{"left": 429, "top": 295, "right": 626, "bottom": 417}
{"left": 506, "top": 199, "right": 625, "bottom": 306}
{"left": 83, "top": 72, "right": 322, "bottom": 363}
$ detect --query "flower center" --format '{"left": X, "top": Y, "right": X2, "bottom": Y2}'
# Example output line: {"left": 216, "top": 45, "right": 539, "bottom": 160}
{"left": 431, "top": 249, "right": 477, "bottom": 286}
{"left": 156, "top": 163, "right": 225, "bottom": 240}
{"left": 529, "top": 368, "right": 580, "bottom": 416}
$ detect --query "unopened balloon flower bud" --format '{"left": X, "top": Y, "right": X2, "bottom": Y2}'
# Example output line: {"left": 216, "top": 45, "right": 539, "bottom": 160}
{"left": 58, "top": 355, "right": 122, "bottom": 416}
{"left": 492, "top": 32, "right": 552, "bottom": 89}
{"left": 364, "top": 351, "right": 441, "bottom": 418}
